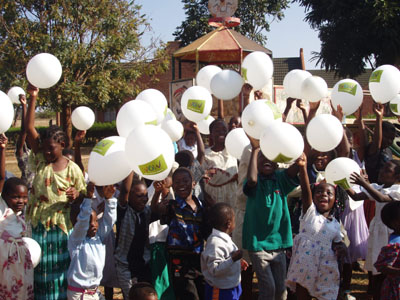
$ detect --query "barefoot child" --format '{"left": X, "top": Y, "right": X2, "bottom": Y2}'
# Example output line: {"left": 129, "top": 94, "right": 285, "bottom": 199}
{"left": 201, "top": 202, "right": 248, "bottom": 300}
{"left": 286, "top": 155, "right": 347, "bottom": 300}
{"left": 67, "top": 183, "right": 117, "bottom": 299}
{"left": 374, "top": 201, "right": 400, "bottom": 300}
{"left": 0, "top": 178, "right": 33, "bottom": 299}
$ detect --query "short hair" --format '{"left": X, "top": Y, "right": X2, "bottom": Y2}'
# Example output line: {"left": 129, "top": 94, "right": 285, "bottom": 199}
{"left": 175, "top": 150, "right": 194, "bottom": 168}
{"left": 382, "top": 121, "right": 396, "bottom": 134}
{"left": 389, "top": 159, "right": 400, "bottom": 176}
{"left": 172, "top": 167, "right": 194, "bottom": 182}
{"left": 381, "top": 201, "right": 400, "bottom": 230}
{"left": 131, "top": 179, "right": 146, "bottom": 190}
{"left": 129, "top": 282, "right": 157, "bottom": 300}
{"left": 209, "top": 118, "right": 227, "bottom": 134}
{"left": 208, "top": 202, "right": 234, "bottom": 231}
{"left": 40, "top": 125, "right": 67, "bottom": 147}
{"left": 2, "top": 177, "right": 27, "bottom": 196}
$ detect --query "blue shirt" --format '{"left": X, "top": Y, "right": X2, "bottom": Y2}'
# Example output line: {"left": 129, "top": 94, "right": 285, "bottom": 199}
{"left": 67, "top": 198, "right": 117, "bottom": 289}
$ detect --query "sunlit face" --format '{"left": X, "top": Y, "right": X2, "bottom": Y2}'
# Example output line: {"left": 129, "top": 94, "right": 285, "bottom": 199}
{"left": 210, "top": 122, "right": 228, "bottom": 146}
{"left": 128, "top": 184, "right": 148, "bottom": 212}
{"left": 313, "top": 183, "right": 336, "bottom": 214}
{"left": 172, "top": 171, "right": 194, "bottom": 199}
{"left": 184, "top": 132, "right": 196, "bottom": 147}
{"left": 257, "top": 152, "right": 278, "bottom": 176}
{"left": 43, "top": 138, "right": 64, "bottom": 163}
{"left": 313, "top": 152, "right": 332, "bottom": 171}
{"left": 228, "top": 116, "right": 241, "bottom": 131}
{"left": 87, "top": 210, "right": 98, "bottom": 238}
{"left": 3, "top": 185, "right": 28, "bottom": 213}
{"left": 382, "top": 130, "right": 395, "bottom": 149}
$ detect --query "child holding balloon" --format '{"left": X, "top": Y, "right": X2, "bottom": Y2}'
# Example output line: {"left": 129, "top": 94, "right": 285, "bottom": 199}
{"left": 286, "top": 154, "right": 348, "bottom": 300}
{"left": 0, "top": 177, "right": 33, "bottom": 299}
{"left": 25, "top": 84, "right": 87, "bottom": 299}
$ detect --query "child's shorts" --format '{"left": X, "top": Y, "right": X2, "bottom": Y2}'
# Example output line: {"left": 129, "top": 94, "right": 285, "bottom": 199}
{"left": 204, "top": 282, "right": 242, "bottom": 300}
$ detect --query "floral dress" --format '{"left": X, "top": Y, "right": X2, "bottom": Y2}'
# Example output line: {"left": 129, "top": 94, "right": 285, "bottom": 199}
{"left": 0, "top": 196, "right": 34, "bottom": 300}
{"left": 286, "top": 203, "right": 342, "bottom": 300}
{"left": 374, "top": 234, "right": 400, "bottom": 300}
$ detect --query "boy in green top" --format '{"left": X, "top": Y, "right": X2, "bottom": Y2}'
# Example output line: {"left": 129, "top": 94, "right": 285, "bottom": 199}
{"left": 243, "top": 139, "right": 303, "bottom": 300}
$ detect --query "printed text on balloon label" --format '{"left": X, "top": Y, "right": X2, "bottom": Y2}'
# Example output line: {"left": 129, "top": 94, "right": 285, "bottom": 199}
{"left": 187, "top": 99, "right": 205, "bottom": 114}
{"left": 92, "top": 139, "right": 114, "bottom": 156}
{"left": 139, "top": 154, "right": 168, "bottom": 175}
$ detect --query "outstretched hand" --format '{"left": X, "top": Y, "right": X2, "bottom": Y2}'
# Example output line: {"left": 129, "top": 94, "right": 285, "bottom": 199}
{"left": 0, "top": 134, "right": 8, "bottom": 149}
{"left": 27, "top": 84, "right": 39, "bottom": 97}
{"left": 349, "top": 171, "right": 368, "bottom": 187}
{"left": 331, "top": 103, "right": 344, "bottom": 121}
{"left": 373, "top": 103, "right": 384, "bottom": 118}
{"left": 103, "top": 185, "right": 116, "bottom": 199}
{"left": 19, "top": 94, "right": 27, "bottom": 106}
{"left": 295, "top": 152, "right": 307, "bottom": 167}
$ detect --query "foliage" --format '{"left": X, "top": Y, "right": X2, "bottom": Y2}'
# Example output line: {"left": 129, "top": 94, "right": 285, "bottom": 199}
{"left": 0, "top": 0, "right": 170, "bottom": 110}
{"left": 296, "top": 0, "right": 400, "bottom": 77}
{"left": 174, "top": 0, "right": 290, "bottom": 46}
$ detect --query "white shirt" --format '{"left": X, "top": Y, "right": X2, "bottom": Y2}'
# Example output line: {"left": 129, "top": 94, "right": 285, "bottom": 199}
{"left": 201, "top": 228, "right": 241, "bottom": 289}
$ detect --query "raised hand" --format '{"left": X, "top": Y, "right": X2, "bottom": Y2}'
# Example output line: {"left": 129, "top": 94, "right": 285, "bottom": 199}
{"left": 103, "top": 184, "right": 116, "bottom": 199}
{"left": 296, "top": 152, "right": 307, "bottom": 167}
{"left": 19, "top": 94, "right": 27, "bottom": 106}
{"left": 349, "top": 171, "right": 369, "bottom": 187}
{"left": 86, "top": 182, "right": 95, "bottom": 199}
{"left": 331, "top": 103, "right": 344, "bottom": 121}
{"left": 27, "top": 84, "right": 39, "bottom": 97}
{"left": 74, "top": 130, "right": 86, "bottom": 144}
{"left": 373, "top": 103, "right": 384, "bottom": 118}
{"left": 0, "top": 134, "right": 8, "bottom": 149}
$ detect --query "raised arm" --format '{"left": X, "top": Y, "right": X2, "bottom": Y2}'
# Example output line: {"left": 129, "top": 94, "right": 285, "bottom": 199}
{"left": 282, "top": 97, "right": 297, "bottom": 122}
{"left": 16, "top": 95, "right": 28, "bottom": 158}
{"left": 25, "top": 84, "right": 40, "bottom": 154}
{"left": 0, "top": 134, "right": 8, "bottom": 193}
{"left": 349, "top": 172, "right": 393, "bottom": 202}
{"left": 296, "top": 99, "right": 308, "bottom": 123}
{"left": 331, "top": 104, "right": 350, "bottom": 158}
{"left": 69, "top": 198, "right": 92, "bottom": 247}
{"left": 97, "top": 185, "right": 117, "bottom": 241}
{"left": 367, "top": 103, "right": 384, "bottom": 157}
{"left": 354, "top": 106, "right": 366, "bottom": 162}
{"left": 118, "top": 171, "right": 134, "bottom": 207}
{"left": 73, "top": 130, "right": 86, "bottom": 173}
{"left": 246, "top": 137, "right": 260, "bottom": 188}
{"left": 298, "top": 153, "right": 312, "bottom": 214}
{"left": 192, "top": 123, "right": 205, "bottom": 165}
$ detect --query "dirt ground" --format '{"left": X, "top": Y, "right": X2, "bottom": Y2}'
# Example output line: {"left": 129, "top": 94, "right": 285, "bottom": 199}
{"left": 4, "top": 145, "right": 371, "bottom": 299}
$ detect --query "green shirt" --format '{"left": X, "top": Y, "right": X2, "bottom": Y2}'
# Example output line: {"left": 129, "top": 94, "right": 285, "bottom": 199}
{"left": 242, "top": 170, "right": 299, "bottom": 252}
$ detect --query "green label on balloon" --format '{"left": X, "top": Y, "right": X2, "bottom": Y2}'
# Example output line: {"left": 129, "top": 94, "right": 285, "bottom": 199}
{"left": 164, "top": 106, "right": 168, "bottom": 116}
{"left": 338, "top": 82, "right": 357, "bottom": 96}
{"left": 369, "top": 70, "right": 383, "bottom": 83}
{"left": 334, "top": 178, "right": 350, "bottom": 190}
{"left": 187, "top": 99, "right": 205, "bottom": 114}
{"left": 205, "top": 115, "right": 210, "bottom": 120}
{"left": 242, "top": 67, "right": 248, "bottom": 81}
{"left": 265, "top": 101, "right": 282, "bottom": 120}
{"left": 390, "top": 104, "right": 398, "bottom": 113}
{"left": 145, "top": 119, "right": 158, "bottom": 125}
{"left": 139, "top": 154, "right": 168, "bottom": 176}
{"left": 273, "top": 153, "right": 292, "bottom": 163}
{"left": 92, "top": 139, "right": 114, "bottom": 156}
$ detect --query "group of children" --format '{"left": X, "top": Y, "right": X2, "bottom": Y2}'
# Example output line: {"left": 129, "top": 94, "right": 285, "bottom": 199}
{"left": 0, "top": 83, "right": 400, "bottom": 300}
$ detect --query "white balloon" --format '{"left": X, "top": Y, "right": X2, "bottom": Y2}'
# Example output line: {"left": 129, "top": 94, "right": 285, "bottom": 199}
{"left": 161, "top": 120, "right": 184, "bottom": 142}
{"left": 210, "top": 69, "right": 244, "bottom": 100}
{"left": 389, "top": 95, "right": 400, "bottom": 116}
{"left": 241, "top": 100, "right": 274, "bottom": 139}
{"left": 265, "top": 100, "right": 283, "bottom": 121}
{"left": 196, "top": 115, "right": 215, "bottom": 135}
{"left": 225, "top": 128, "right": 250, "bottom": 159}
{"left": 88, "top": 136, "right": 132, "bottom": 186}
{"left": 331, "top": 79, "right": 363, "bottom": 115}
{"left": 26, "top": 53, "right": 62, "bottom": 89}
{"left": 116, "top": 100, "right": 157, "bottom": 138}
{"left": 196, "top": 65, "right": 222, "bottom": 93}
{"left": 325, "top": 157, "right": 361, "bottom": 190}
{"left": 301, "top": 76, "right": 328, "bottom": 102}
{"left": 164, "top": 108, "right": 177, "bottom": 122}
{"left": 283, "top": 69, "right": 312, "bottom": 98}
{"left": 22, "top": 237, "right": 41, "bottom": 268}
{"left": 71, "top": 106, "right": 95, "bottom": 131}
{"left": 260, "top": 122, "right": 304, "bottom": 163}
{"left": 306, "top": 114, "right": 343, "bottom": 152}
{"left": 137, "top": 89, "right": 168, "bottom": 124}
{"left": 181, "top": 86, "right": 213, "bottom": 122}
{"left": 0, "top": 91, "right": 14, "bottom": 134}
{"left": 369, "top": 65, "right": 400, "bottom": 104}
{"left": 241, "top": 51, "right": 273, "bottom": 90}
{"left": 126, "top": 125, "right": 175, "bottom": 181}
{"left": 7, "top": 87, "right": 25, "bottom": 104}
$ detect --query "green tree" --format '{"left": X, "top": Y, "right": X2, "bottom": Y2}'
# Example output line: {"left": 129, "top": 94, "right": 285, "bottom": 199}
{"left": 297, "top": 0, "right": 400, "bottom": 77}
{"left": 0, "top": 0, "right": 168, "bottom": 143}
{"left": 174, "top": 0, "right": 289, "bottom": 46}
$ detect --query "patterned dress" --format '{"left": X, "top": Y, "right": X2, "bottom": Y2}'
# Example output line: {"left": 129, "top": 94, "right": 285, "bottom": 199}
{"left": 26, "top": 153, "right": 86, "bottom": 300}
{"left": 374, "top": 234, "right": 400, "bottom": 300}
{"left": 0, "top": 196, "right": 34, "bottom": 300}
{"left": 286, "top": 203, "right": 342, "bottom": 300}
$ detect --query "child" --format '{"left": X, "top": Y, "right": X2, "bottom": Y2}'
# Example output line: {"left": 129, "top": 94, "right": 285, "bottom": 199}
{"left": 374, "top": 201, "right": 400, "bottom": 300}
{"left": 202, "top": 119, "right": 238, "bottom": 208}
{"left": 129, "top": 282, "right": 158, "bottom": 300}
{"left": 0, "top": 177, "right": 33, "bottom": 299}
{"left": 346, "top": 160, "right": 400, "bottom": 299}
{"left": 201, "top": 202, "right": 248, "bottom": 300}
{"left": 177, "top": 123, "right": 199, "bottom": 159}
{"left": 25, "top": 84, "right": 87, "bottom": 299}
{"left": 228, "top": 116, "right": 241, "bottom": 131}
{"left": 67, "top": 183, "right": 117, "bottom": 300}
{"left": 286, "top": 154, "right": 347, "bottom": 300}
{"left": 0, "top": 133, "right": 8, "bottom": 192}
{"left": 242, "top": 140, "right": 302, "bottom": 300}
{"left": 157, "top": 167, "right": 211, "bottom": 300}
{"left": 114, "top": 179, "right": 152, "bottom": 299}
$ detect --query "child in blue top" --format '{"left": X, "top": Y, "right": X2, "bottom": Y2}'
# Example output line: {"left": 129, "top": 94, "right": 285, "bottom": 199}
{"left": 242, "top": 139, "right": 302, "bottom": 300}
{"left": 67, "top": 183, "right": 117, "bottom": 300}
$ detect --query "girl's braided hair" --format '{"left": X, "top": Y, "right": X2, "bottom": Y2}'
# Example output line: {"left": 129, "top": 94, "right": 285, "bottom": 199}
{"left": 40, "top": 125, "right": 68, "bottom": 147}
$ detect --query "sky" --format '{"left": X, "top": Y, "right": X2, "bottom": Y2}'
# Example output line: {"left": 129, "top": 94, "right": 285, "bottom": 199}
{"left": 136, "top": 0, "right": 322, "bottom": 69}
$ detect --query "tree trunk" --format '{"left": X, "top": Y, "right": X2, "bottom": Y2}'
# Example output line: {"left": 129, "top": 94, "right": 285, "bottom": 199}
{"left": 61, "top": 102, "right": 73, "bottom": 148}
